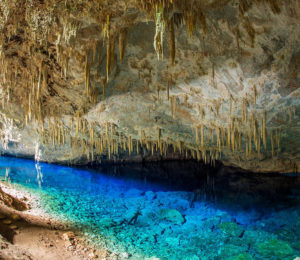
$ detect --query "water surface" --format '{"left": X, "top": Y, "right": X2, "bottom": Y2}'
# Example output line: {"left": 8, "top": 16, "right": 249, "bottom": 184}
{"left": 0, "top": 156, "right": 300, "bottom": 259}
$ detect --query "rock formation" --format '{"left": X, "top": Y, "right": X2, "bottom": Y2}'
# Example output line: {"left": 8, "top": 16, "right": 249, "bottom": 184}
{"left": 0, "top": 0, "right": 299, "bottom": 173}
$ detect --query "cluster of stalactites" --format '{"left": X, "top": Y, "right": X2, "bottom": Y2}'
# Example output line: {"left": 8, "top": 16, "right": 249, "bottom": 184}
{"left": 36, "top": 115, "right": 222, "bottom": 166}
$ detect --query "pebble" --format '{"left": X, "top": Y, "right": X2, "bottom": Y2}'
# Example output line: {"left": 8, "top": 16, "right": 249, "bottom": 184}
{"left": 9, "top": 225, "right": 18, "bottom": 230}
{"left": 10, "top": 214, "right": 21, "bottom": 221}
{"left": 2, "top": 219, "right": 12, "bottom": 225}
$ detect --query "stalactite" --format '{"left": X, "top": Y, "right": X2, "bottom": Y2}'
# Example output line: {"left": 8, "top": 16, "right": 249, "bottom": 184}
{"left": 253, "top": 119, "right": 258, "bottom": 151}
{"left": 158, "top": 128, "right": 162, "bottom": 152}
{"left": 263, "top": 111, "right": 267, "bottom": 150}
{"left": 168, "top": 17, "right": 175, "bottom": 66}
{"left": 177, "top": 135, "right": 182, "bottom": 154}
{"left": 106, "top": 15, "right": 111, "bottom": 83}
{"left": 119, "top": 28, "right": 128, "bottom": 63}
{"left": 277, "top": 127, "right": 282, "bottom": 150}
{"left": 76, "top": 112, "right": 80, "bottom": 139}
{"left": 227, "top": 125, "right": 231, "bottom": 148}
{"left": 195, "top": 126, "right": 199, "bottom": 145}
{"left": 253, "top": 85, "right": 257, "bottom": 105}
{"left": 167, "top": 79, "right": 170, "bottom": 101}
{"left": 271, "top": 129, "right": 274, "bottom": 157}
{"left": 84, "top": 53, "right": 90, "bottom": 96}
{"left": 170, "top": 96, "right": 176, "bottom": 119}
{"left": 201, "top": 125, "right": 204, "bottom": 148}
{"left": 154, "top": 5, "right": 165, "bottom": 60}
{"left": 248, "top": 128, "right": 252, "bottom": 155}
{"left": 217, "top": 128, "right": 221, "bottom": 153}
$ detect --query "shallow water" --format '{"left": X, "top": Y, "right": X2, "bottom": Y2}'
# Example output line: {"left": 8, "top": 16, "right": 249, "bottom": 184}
{"left": 0, "top": 156, "right": 300, "bottom": 260}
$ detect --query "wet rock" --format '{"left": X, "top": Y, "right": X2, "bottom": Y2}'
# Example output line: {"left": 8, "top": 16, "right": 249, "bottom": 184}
{"left": 165, "top": 237, "right": 179, "bottom": 246}
{"left": 10, "top": 214, "right": 21, "bottom": 221}
{"left": 255, "top": 239, "right": 294, "bottom": 258}
{"left": 276, "top": 227, "right": 298, "bottom": 242}
{"left": 158, "top": 209, "right": 185, "bottom": 224}
{"left": 2, "top": 219, "right": 12, "bottom": 225}
{"left": 145, "top": 191, "right": 156, "bottom": 200}
{"left": 125, "top": 189, "right": 143, "bottom": 198}
{"left": 292, "top": 241, "right": 300, "bottom": 250}
{"left": 9, "top": 225, "right": 18, "bottom": 230}
{"left": 182, "top": 255, "right": 199, "bottom": 260}
{"left": 62, "top": 231, "right": 75, "bottom": 241}
{"left": 0, "top": 187, "right": 29, "bottom": 211}
{"left": 231, "top": 253, "right": 254, "bottom": 260}
{"left": 243, "top": 229, "right": 275, "bottom": 244}
{"left": 99, "top": 218, "right": 115, "bottom": 228}
{"left": 218, "top": 222, "right": 243, "bottom": 237}
{"left": 217, "top": 244, "right": 244, "bottom": 259}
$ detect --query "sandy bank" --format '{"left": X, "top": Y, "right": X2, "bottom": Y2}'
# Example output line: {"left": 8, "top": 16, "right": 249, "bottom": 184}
{"left": 0, "top": 182, "right": 120, "bottom": 260}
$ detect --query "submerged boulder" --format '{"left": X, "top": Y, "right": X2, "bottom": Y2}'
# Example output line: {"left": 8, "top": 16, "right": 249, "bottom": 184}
{"left": 231, "top": 253, "right": 254, "bottom": 260}
{"left": 158, "top": 209, "right": 185, "bottom": 224}
{"left": 255, "top": 239, "right": 294, "bottom": 258}
{"left": 218, "top": 222, "right": 243, "bottom": 237}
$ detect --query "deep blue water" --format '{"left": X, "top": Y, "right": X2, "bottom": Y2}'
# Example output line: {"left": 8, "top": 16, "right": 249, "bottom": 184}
{"left": 0, "top": 156, "right": 300, "bottom": 260}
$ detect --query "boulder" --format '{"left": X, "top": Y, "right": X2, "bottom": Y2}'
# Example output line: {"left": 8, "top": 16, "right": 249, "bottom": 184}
{"left": 158, "top": 209, "right": 185, "bottom": 224}
{"left": 255, "top": 239, "right": 294, "bottom": 259}
{"left": 218, "top": 222, "right": 243, "bottom": 237}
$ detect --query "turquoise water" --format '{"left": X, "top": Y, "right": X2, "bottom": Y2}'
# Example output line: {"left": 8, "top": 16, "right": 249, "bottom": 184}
{"left": 0, "top": 156, "right": 300, "bottom": 259}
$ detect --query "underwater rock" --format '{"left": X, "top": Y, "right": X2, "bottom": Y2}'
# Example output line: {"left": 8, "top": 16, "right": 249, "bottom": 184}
{"left": 125, "top": 189, "right": 143, "bottom": 198}
{"left": 158, "top": 209, "right": 185, "bottom": 224}
{"left": 218, "top": 222, "right": 243, "bottom": 237}
{"left": 217, "top": 244, "right": 245, "bottom": 259}
{"left": 99, "top": 218, "right": 115, "bottom": 228}
{"left": 255, "top": 239, "right": 294, "bottom": 258}
{"left": 231, "top": 253, "right": 254, "bottom": 260}
{"left": 293, "top": 241, "right": 300, "bottom": 250}
{"left": 243, "top": 229, "right": 275, "bottom": 245}
{"left": 165, "top": 237, "right": 180, "bottom": 246}
{"left": 276, "top": 227, "right": 298, "bottom": 242}
{"left": 145, "top": 191, "right": 156, "bottom": 200}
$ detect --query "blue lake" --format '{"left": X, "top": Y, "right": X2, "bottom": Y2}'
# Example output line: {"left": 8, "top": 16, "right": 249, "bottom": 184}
{"left": 0, "top": 156, "right": 300, "bottom": 260}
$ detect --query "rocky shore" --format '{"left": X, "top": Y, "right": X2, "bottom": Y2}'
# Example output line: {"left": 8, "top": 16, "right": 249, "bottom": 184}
{"left": 0, "top": 182, "right": 121, "bottom": 260}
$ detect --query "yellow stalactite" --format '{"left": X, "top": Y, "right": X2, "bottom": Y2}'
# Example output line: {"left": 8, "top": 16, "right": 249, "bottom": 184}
{"left": 119, "top": 28, "right": 128, "bottom": 63}
{"left": 168, "top": 17, "right": 175, "bottom": 66}
{"left": 201, "top": 125, "right": 204, "bottom": 148}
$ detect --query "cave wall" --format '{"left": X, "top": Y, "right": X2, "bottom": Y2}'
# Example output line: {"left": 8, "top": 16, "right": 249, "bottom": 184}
{"left": 0, "top": 0, "right": 299, "bottom": 173}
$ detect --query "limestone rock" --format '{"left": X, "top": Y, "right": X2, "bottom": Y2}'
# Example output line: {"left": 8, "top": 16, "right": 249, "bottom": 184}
{"left": 218, "top": 222, "right": 243, "bottom": 237}
{"left": 0, "top": 0, "right": 299, "bottom": 173}
{"left": 158, "top": 209, "right": 185, "bottom": 224}
{"left": 0, "top": 187, "right": 29, "bottom": 211}
{"left": 255, "top": 239, "right": 294, "bottom": 258}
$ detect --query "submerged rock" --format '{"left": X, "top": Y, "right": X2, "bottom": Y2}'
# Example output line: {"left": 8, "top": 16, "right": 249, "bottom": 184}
{"left": 218, "top": 222, "right": 243, "bottom": 237}
{"left": 217, "top": 244, "right": 245, "bottom": 259}
{"left": 231, "top": 253, "right": 254, "bottom": 260}
{"left": 158, "top": 209, "right": 185, "bottom": 224}
{"left": 255, "top": 239, "right": 294, "bottom": 258}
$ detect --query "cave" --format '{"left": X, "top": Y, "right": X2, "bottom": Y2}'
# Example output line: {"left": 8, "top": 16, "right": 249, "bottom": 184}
{"left": 0, "top": 0, "right": 299, "bottom": 259}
